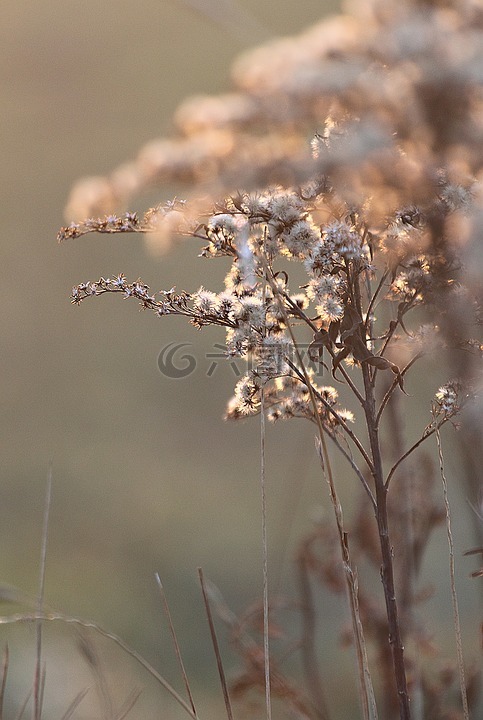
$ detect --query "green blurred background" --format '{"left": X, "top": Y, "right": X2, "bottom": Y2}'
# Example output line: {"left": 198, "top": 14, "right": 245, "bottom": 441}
{"left": 0, "top": 1, "right": 480, "bottom": 718}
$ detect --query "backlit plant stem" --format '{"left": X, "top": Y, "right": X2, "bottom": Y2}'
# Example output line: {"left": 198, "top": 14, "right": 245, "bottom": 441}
{"left": 354, "top": 266, "right": 411, "bottom": 719}
{"left": 361, "top": 363, "right": 411, "bottom": 720}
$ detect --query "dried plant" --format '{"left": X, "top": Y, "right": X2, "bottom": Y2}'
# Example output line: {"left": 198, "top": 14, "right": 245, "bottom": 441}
{"left": 50, "top": 0, "right": 483, "bottom": 718}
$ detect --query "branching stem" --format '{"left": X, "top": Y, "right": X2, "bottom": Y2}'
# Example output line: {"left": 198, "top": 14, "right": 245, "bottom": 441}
{"left": 362, "top": 364, "right": 411, "bottom": 720}
{"left": 354, "top": 272, "right": 411, "bottom": 720}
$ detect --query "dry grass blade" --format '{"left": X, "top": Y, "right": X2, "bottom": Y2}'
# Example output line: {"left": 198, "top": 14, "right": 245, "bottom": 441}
{"left": 60, "top": 687, "right": 90, "bottom": 720}
{"left": 197, "top": 568, "right": 234, "bottom": 720}
{"left": 435, "top": 427, "right": 470, "bottom": 720}
{"left": 315, "top": 438, "right": 377, "bottom": 720}
{"left": 171, "top": 0, "right": 268, "bottom": 43}
{"left": 34, "top": 465, "right": 52, "bottom": 720}
{"left": 155, "top": 574, "right": 197, "bottom": 718}
{"left": 463, "top": 547, "right": 483, "bottom": 556}
{"left": 77, "top": 633, "right": 113, "bottom": 720}
{"left": 0, "top": 613, "right": 197, "bottom": 720}
{"left": 78, "top": 632, "right": 143, "bottom": 719}
{"left": 463, "top": 547, "right": 483, "bottom": 578}
{"left": 14, "top": 689, "right": 32, "bottom": 720}
{"left": 114, "top": 688, "right": 143, "bottom": 720}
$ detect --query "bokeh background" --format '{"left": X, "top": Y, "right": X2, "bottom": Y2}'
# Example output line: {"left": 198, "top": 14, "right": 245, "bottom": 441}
{"left": 0, "top": 1, "right": 480, "bottom": 718}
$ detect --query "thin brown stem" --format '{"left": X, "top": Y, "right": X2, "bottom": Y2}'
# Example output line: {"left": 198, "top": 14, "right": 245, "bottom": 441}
{"left": 435, "top": 428, "right": 469, "bottom": 720}
{"left": 361, "top": 362, "right": 411, "bottom": 720}
{"left": 259, "top": 239, "right": 272, "bottom": 720}
{"left": 60, "top": 688, "right": 90, "bottom": 720}
{"left": 364, "top": 269, "right": 389, "bottom": 335}
{"left": 260, "top": 388, "right": 272, "bottom": 720}
{"left": 377, "top": 294, "right": 419, "bottom": 362}
{"left": 280, "top": 286, "right": 366, "bottom": 407}
{"left": 263, "top": 254, "right": 377, "bottom": 720}
{"left": 314, "top": 437, "right": 377, "bottom": 720}
{"left": 155, "top": 574, "right": 197, "bottom": 718}
{"left": 287, "top": 360, "right": 374, "bottom": 475}
{"left": 34, "top": 465, "right": 52, "bottom": 720}
{"left": 325, "top": 431, "right": 376, "bottom": 510}
{"left": 114, "top": 688, "right": 143, "bottom": 720}
{"left": 198, "top": 568, "right": 234, "bottom": 720}
{"left": 14, "top": 690, "right": 32, "bottom": 720}
{"left": 326, "top": 346, "right": 366, "bottom": 407}
{"left": 376, "top": 353, "right": 424, "bottom": 426}
{"left": 386, "top": 423, "right": 443, "bottom": 490}
{"left": 353, "top": 267, "right": 411, "bottom": 719}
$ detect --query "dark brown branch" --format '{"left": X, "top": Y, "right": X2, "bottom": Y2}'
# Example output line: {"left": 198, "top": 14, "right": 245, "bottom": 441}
{"left": 355, "top": 276, "right": 412, "bottom": 720}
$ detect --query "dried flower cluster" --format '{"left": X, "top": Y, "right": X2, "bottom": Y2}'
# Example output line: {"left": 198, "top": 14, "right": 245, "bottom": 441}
{"left": 60, "top": 1, "right": 483, "bottom": 719}
{"left": 67, "top": 173, "right": 479, "bottom": 433}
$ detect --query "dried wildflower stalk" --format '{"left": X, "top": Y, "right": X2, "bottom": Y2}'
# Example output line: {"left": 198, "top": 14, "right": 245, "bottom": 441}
{"left": 60, "top": 1, "right": 483, "bottom": 718}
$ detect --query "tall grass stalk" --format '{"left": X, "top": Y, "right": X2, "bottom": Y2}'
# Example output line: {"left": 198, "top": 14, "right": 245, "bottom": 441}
{"left": 435, "top": 428, "right": 470, "bottom": 720}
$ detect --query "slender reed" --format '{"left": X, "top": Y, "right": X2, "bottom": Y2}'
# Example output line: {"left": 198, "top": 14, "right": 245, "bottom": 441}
{"left": 435, "top": 427, "right": 469, "bottom": 720}
{"left": 34, "top": 467, "right": 52, "bottom": 720}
